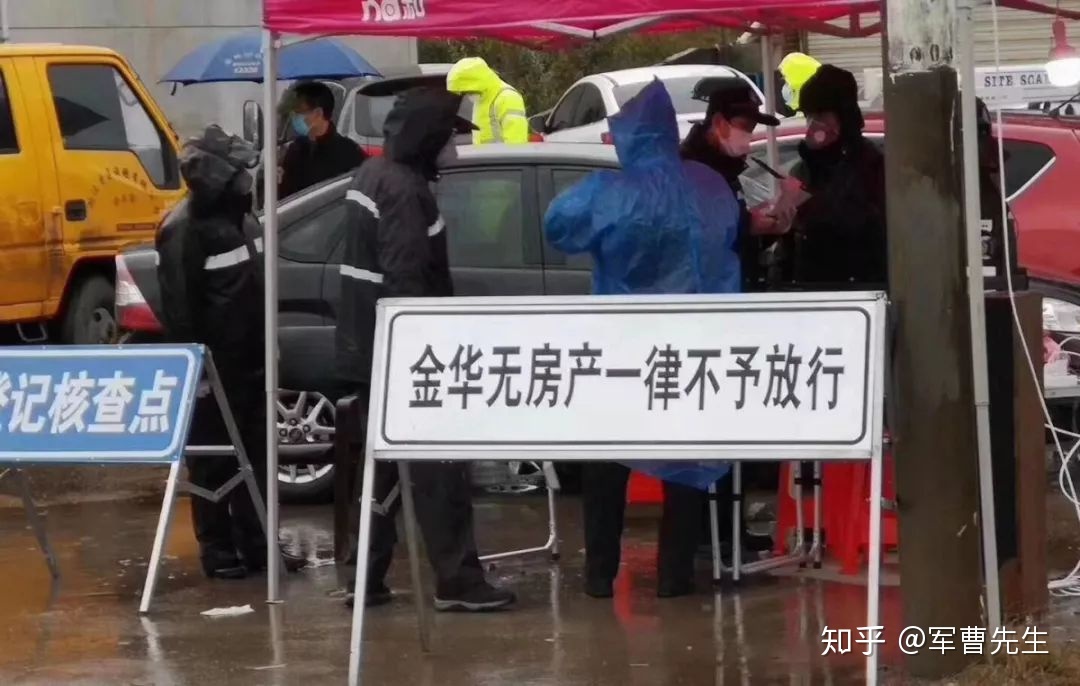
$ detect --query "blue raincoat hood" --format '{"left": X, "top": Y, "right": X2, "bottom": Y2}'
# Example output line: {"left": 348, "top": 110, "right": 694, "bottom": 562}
{"left": 544, "top": 79, "right": 742, "bottom": 297}
{"left": 608, "top": 77, "right": 681, "bottom": 172}
{"left": 543, "top": 80, "right": 743, "bottom": 490}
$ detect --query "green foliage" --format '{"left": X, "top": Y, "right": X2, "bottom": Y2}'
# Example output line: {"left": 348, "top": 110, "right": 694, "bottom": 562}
{"left": 420, "top": 32, "right": 753, "bottom": 114}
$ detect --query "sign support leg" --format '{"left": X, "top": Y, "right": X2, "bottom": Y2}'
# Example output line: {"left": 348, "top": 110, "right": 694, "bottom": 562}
{"left": 708, "top": 482, "right": 722, "bottom": 586}
{"left": 139, "top": 461, "right": 182, "bottom": 614}
{"left": 732, "top": 463, "right": 742, "bottom": 582}
{"left": 812, "top": 462, "right": 824, "bottom": 568}
{"left": 348, "top": 450, "right": 377, "bottom": 686}
{"left": 866, "top": 451, "right": 884, "bottom": 686}
{"left": 15, "top": 469, "right": 59, "bottom": 579}
{"left": 398, "top": 461, "right": 431, "bottom": 652}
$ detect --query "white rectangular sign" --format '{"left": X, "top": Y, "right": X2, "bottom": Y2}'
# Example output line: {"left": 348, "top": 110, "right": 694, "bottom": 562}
{"left": 367, "top": 293, "right": 887, "bottom": 461}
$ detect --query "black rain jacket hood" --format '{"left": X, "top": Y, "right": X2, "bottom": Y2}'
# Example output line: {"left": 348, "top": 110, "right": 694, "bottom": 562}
{"left": 382, "top": 88, "right": 464, "bottom": 180}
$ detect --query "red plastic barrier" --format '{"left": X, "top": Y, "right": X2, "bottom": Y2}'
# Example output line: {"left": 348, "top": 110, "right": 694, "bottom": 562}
{"left": 627, "top": 472, "right": 664, "bottom": 505}
{"left": 773, "top": 452, "right": 897, "bottom": 574}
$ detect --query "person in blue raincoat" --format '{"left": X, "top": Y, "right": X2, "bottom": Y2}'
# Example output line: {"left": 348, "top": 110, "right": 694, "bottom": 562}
{"left": 544, "top": 79, "right": 742, "bottom": 599}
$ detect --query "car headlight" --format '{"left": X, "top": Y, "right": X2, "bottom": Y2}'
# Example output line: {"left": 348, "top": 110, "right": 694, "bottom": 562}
{"left": 1044, "top": 298, "right": 1080, "bottom": 333}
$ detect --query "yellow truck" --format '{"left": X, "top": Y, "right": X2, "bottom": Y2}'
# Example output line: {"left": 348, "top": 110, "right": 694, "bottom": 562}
{"left": 0, "top": 43, "right": 184, "bottom": 344}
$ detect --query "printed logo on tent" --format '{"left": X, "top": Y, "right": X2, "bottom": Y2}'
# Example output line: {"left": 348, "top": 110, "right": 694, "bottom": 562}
{"left": 362, "top": 0, "right": 427, "bottom": 23}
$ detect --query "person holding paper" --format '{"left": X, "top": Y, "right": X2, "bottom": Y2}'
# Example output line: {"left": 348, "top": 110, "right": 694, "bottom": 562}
{"left": 680, "top": 77, "right": 789, "bottom": 293}
{"left": 782, "top": 65, "right": 886, "bottom": 287}
{"left": 679, "top": 77, "right": 787, "bottom": 562}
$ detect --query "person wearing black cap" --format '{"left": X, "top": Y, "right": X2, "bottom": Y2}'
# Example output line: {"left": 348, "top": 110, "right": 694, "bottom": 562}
{"left": 781, "top": 64, "right": 886, "bottom": 287}
{"left": 680, "top": 78, "right": 785, "bottom": 567}
{"left": 336, "top": 87, "right": 516, "bottom": 612}
{"left": 681, "top": 77, "right": 787, "bottom": 293}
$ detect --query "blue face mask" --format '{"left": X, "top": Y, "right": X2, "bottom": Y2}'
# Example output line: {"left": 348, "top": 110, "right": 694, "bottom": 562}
{"left": 291, "top": 113, "right": 311, "bottom": 137}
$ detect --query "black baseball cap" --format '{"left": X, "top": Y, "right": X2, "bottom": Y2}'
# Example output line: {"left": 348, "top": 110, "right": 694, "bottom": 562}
{"left": 692, "top": 76, "right": 780, "bottom": 127}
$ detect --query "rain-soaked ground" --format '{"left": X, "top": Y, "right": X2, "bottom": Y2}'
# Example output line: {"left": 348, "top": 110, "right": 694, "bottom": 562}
{"left": 0, "top": 488, "right": 1076, "bottom": 685}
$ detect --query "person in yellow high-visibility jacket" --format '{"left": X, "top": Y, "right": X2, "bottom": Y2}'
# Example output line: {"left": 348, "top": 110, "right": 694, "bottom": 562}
{"left": 447, "top": 57, "right": 529, "bottom": 145}
{"left": 778, "top": 52, "right": 821, "bottom": 112}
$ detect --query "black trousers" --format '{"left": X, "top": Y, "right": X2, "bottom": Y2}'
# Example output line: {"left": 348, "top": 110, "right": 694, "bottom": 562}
{"left": 344, "top": 386, "right": 485, "bottom": 595}
{"left": 185, "top": 373, "right": 268, "bottom": 570}
{"left": 582, "top": 462, "right": 708, "bottom": 587}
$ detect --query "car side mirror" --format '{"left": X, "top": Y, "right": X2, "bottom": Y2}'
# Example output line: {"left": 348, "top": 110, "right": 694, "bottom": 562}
{"left": 242, "top": 100, "right": 264, "bottom": 149}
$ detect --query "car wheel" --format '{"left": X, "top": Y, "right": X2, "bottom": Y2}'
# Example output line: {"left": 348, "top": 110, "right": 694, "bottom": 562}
{"left": 61, "top": 275, "right": 118, "bottom": 344}
{"left": 276, "top": 390, "right": 335, "bottom": 503}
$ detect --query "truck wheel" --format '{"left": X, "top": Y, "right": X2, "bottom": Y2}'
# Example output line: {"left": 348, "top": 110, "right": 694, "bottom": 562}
{"left": 61, "top": 275, "right": 118, "bottom": 345}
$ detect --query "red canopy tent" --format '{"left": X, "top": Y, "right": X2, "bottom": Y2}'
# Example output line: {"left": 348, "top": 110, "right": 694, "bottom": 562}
{"left": 255, "top": 3, "right": 1078, "bottom": 684}
{"left": 265, "top": 0, "right": 879, "bottom": 41}
{"left": 264, "top": 0, "right": 1079, "bottom": 41}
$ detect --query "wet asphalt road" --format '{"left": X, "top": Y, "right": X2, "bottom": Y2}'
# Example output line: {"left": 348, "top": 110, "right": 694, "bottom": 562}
{"left": 0, "top": 492, "right": 1068, "bottom": 685}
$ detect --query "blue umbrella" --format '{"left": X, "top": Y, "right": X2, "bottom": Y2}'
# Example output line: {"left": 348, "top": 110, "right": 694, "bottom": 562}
{"left": 161, "top": 32, "right": 381, "bottom": 84}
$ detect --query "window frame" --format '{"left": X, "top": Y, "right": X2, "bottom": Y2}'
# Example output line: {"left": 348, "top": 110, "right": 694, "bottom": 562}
{"left": 537, "top": 164, "right": 616, "bottom": 270}
{"left": 45, "top": 61, "right": 180, "bottom": 189}
{"left": 0, "top": 66, "right": 18, "bottom": 155}
{"left": 574, "top": 83, "right": 607, "bottom": 128}
{"left": 1000, "top": 138, "right": 1056, "bottom": 202}
{"left": 547, "top": 86, "right": 586, "bottom": 133}
{"left": 279, "top": 197, "right": 350, "bottom": 265}
{"left": 435, "top": 164, "right": 542, "bottom": 269}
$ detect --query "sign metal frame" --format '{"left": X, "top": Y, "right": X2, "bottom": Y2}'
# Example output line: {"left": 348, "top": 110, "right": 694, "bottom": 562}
{"left": 348, "top": 292, "right": 888, "bottom": 686}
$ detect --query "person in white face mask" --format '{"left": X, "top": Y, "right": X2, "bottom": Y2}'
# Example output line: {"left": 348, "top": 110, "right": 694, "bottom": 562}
{"left": 678, "top": 79, "right": 785, "bottom": 568}
{"left": 681, "top": 77, "right": 786, "bottom": 277}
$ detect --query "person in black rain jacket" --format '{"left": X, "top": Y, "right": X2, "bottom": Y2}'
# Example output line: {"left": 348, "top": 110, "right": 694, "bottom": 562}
{"left": 336, "top": 87, "right": 516, "bottom": 612}
{"left": 782, "top": 65, "right": 887, "bottom": 288}
{"left": 157, "top": 126, "right": 303, "bottom": 579}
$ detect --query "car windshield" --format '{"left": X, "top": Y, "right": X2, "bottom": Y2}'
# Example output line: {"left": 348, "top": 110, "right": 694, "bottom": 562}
{"left": 613, "top": 76, "right": 715, "bottom": 115}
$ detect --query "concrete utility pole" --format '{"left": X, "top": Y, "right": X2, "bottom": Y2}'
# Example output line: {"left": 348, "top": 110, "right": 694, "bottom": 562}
{"left": 882, "top": 0, "right": 985, "bottom": 677}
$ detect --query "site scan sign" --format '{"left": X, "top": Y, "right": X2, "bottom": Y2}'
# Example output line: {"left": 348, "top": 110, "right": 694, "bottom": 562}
{"left": 367, "top": 293, "right": 887, "bottom": 462}
{"left": 0, "top": 346, "right": 203, "bottom": 463}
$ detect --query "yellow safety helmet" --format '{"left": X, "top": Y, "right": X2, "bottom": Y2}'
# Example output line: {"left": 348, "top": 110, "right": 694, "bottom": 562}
{"left": 778, "top": 52, "right": 822, "bottom": 112}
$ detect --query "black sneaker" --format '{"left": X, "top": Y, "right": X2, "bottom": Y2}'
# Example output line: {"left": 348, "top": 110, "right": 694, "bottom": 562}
{"left": 656, "top": 578, "right": 694, "bottom": 598}
{"left": 434, "top": 582, "right": 516, "bottom": 612}
{"left": 584, "top": 576, "right": 614, "bottom": 599}
{"left": 205, "top": 563, "right": 248, "bottom": 580}
{"left": 242, "top": 550, "right": 308, "bottom": 573}
{"left": 345, "top": 583, "right": 393, "bottom": 608}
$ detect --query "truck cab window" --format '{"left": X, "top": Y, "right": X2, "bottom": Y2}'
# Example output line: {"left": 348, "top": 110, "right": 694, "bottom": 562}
{"left": 47, "top": 64, "right": 178, "bottom": 189}
{"left": 0, "top": 71, "right": 16, "bottom": 154}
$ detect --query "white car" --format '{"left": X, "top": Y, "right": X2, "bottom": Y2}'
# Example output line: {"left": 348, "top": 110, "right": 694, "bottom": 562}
{"left": 537, "top": 65, "right": 766, "bottom": 144}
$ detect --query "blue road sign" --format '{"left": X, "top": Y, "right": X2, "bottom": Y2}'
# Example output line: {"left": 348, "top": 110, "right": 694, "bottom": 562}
{"left": 0, "top": 346, "right": 204, "bottom": 463}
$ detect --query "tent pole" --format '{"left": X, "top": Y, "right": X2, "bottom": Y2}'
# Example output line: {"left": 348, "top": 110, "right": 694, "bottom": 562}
{"left": 760, "top": 33, "right": 780, "bottom": 193}
{"left": 262, "top": 28, "right": 283, "bottom": 605}
{"left": 958, "top": 0, "right": 1002, "bottom": 635}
